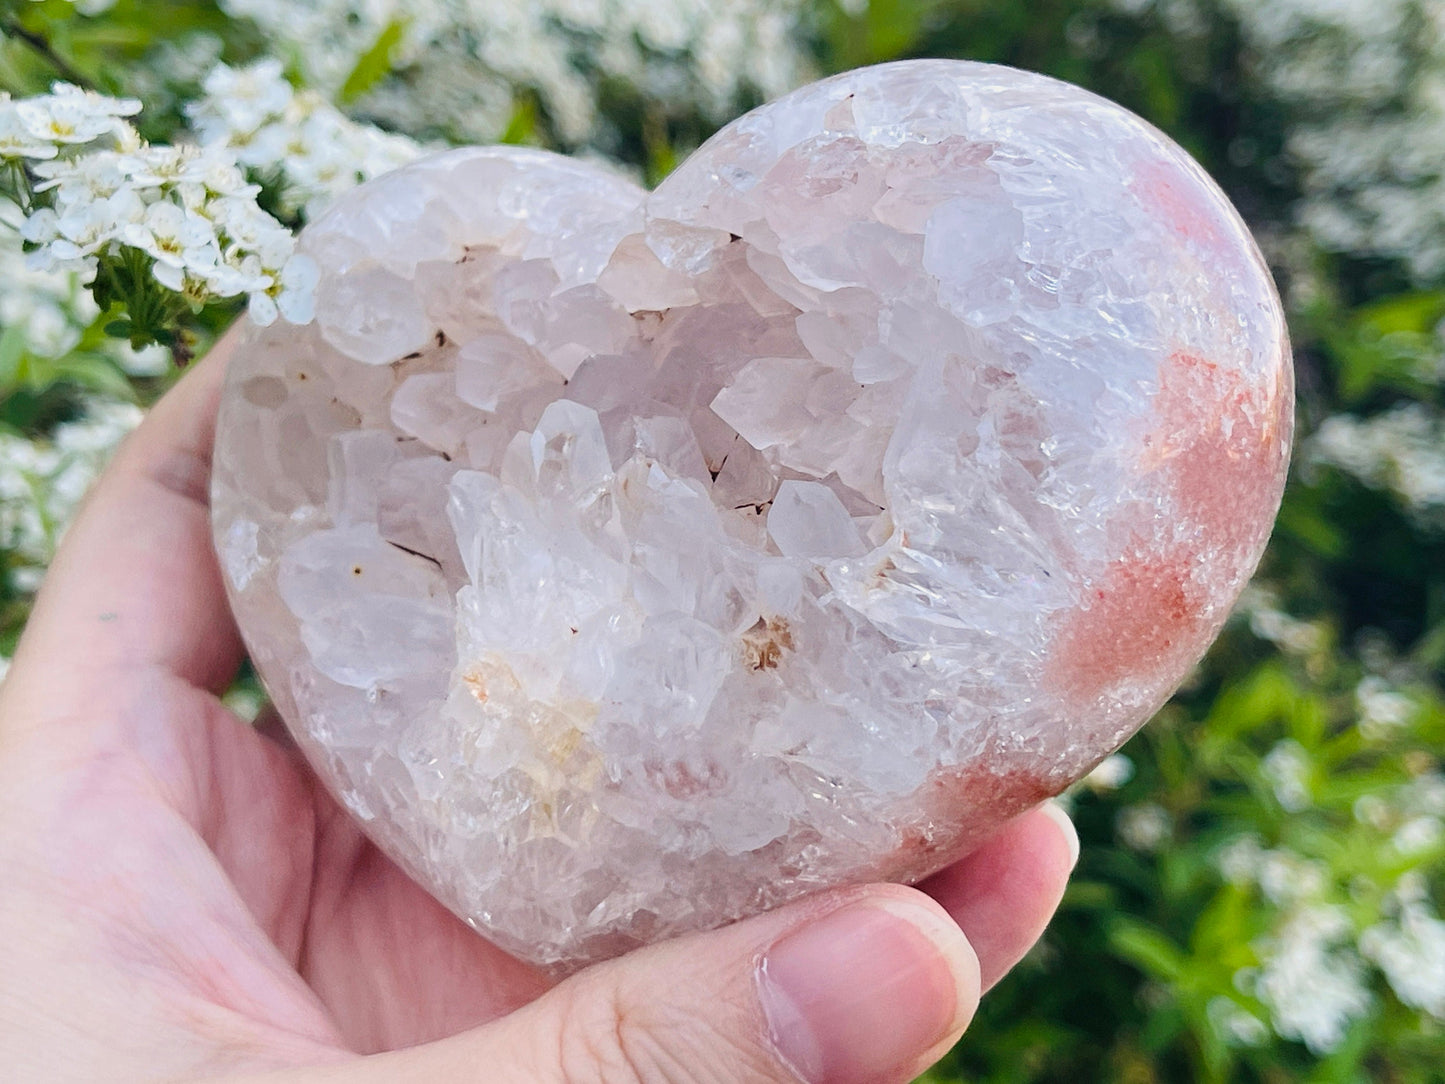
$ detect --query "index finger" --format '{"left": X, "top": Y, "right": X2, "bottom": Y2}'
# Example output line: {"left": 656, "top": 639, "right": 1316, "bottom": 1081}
{"left": 918, "top": 802, "right": 1078, "bottom": 991}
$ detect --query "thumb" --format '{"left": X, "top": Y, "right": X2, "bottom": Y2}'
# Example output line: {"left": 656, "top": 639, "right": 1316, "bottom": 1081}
{"left": 267, "top": 885, "right": 979, "bottom": 1084}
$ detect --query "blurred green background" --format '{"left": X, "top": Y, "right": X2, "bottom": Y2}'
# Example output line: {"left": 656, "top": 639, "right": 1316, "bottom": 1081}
{"left": 1, "top": 0, "right": 1442, "bottom": 1080}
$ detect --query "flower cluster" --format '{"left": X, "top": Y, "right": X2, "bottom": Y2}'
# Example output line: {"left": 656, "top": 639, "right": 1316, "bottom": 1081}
{"left": 1211, "top": 758, "right": 1445, "bottom": 1056}
{"left": 1360, "top": 874, "right": 1445, "bottom": 1020}
{"left": 0, "top": 203, "right": 167, "bottom": 373}
{"left": 186, "top": 59, "right": 422, "bottom": 219}
{"left": 1261, "top": 739, "right": 1313, "bottom": 812}
{"left": 218, "top": 0, "right": 810, "bottom": 147}
{"left": 1115, "top": 803, "right": 1172, "bottom": 851}
{"left": 1082, "top": 753, "right": 1135, "bottom": 792}
{"left": 1246, "top": 905, "right": 1373, "bottom": 1055}
{"left": 0, "top": 400, "right": 143, "bottom": 591}
{"left": 1355, "top": 674, "right": 1416, "bottom": 740}
{"left": 1309, "top": 403, "right": 1445, "bottom": 520}
{"left": 0, "top": 83, "right": 138, "bottom": 162}
{"left": 1, "top": 83, "right": 315, "bottom": 330}
{"left": 1234, "top": 583, "right": 1330, "bottom": 659}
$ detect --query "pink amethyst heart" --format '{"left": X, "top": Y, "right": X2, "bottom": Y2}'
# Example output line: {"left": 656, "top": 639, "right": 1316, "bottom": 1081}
{"left": 212, "top": 59, "right": 1292, "bottom": 969}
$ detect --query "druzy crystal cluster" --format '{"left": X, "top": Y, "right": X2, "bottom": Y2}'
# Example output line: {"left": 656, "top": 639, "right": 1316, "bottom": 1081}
{"left": 212, "top": 60, "right": 1293, "bottom": 968}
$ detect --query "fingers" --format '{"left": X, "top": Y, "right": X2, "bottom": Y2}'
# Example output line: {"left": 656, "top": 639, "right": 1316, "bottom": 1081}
{"left": 919, "top": 802, "right": 1078, "bottom": 991}
{"left": 247, "top": 884, "right": 981, "bottom": 1084}
{"left": 5, "top": 330, "right": 244, "bottom": 729}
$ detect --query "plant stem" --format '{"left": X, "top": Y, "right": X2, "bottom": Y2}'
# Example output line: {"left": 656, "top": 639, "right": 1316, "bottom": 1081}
{"left": 10, "top": 160, "right": 34, "bottom": 212}
{"left": 1, "top": 19, "right": 94, "bottom": 91}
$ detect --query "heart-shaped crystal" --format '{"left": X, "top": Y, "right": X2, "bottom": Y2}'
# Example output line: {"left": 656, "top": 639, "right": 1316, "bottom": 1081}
{"left": 212, "top": 59, "right": 1292, "bottom": 969}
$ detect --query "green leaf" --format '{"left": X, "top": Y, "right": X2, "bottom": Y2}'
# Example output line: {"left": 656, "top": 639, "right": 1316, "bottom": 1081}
{"left": 860, "top": 0, "right": 932, "bottom": 61}
{"left": 1275, "top": 496, "right": 1348, "bottom": 560}
{"left": 1109, "top": 920, "right": 1188, "bottom": 981}
{"left": 1204, "top": 659, "right": 1294, "bottom": 741}
{"left": 816, "top": 0, "right": 936, "bottom": 70}
{"left": 1352, "top": 290, "right": 1445, "bottom": 336}
{"left": 500, "top": 95, "right": 539, "bottom": 146}
{"left": 0, "top": 323, "right": 30, "bottom": 393}
{"left": 338, "top": 17, "right": 407, "bottom": 105}
{"left": 1305, "top": 1009, "right": 1376, "bottom": 1084}
{"left": 25, "top": 351, "right": 136, "bottom": 401}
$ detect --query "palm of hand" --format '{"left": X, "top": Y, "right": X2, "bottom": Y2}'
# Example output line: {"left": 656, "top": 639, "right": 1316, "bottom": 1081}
{"left": 0, "top": 350, "right": 546, "bottom": 1080}
{"left": 0, "top": 335, "right": 1074, "bottom": 1084}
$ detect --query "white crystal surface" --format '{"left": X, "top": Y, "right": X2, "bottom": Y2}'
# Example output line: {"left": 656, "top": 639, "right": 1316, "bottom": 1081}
{"left": 211, "top": 60, "right": 1293, "bottom": 969}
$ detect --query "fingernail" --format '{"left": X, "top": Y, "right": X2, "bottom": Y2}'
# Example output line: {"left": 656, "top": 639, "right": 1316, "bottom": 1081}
{"left": 757, "top": 897, "right": 978, "bottom": 1084}
{"left": 1040, "top": 800, "right": 1080, "bottom": 869}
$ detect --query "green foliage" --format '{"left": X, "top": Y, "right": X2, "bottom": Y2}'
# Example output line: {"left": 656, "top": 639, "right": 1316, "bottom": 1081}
{"left": 0, "top": 317, "right": 134, "bottom": 403}
{"left": 338, "top": 17, "right": 409, "bottom": 105}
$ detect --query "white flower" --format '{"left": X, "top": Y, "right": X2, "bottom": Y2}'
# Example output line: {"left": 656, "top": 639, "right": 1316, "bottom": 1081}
{"left": 32, "top": 151, "right": 129, "bottom": 206}
{"left": 171, "top": 150, "right": 261, "bottom": 212}
{"left": 116, "top": 144, "right": 214, "bottom": 189}
{"left": 1360, "top": 900, "right": 1445, "bottom": 1019}
{"left": 272, "top": 252, "right": 319, "bottom": 324}
{"left": 26, "top": 184, "right": 147, "bottom": 272}
{"left": 1404, "top": 773, "right": 1445, "bottom": 817}
{"left": 43, "top": 83, "right": 141, "bottom": 119}
{"left": 1116, "top": 803, "right": 1171, "bottom": 851}
{"left": 1257, "top": 850, "right": 1328, "bottom": 906}
{"left": 1354, "top": 793, "right": 1393, "bottom": 830}
{"left": 214, "top": 0, "right": 810, "bottom": 149}
{"left": 1311, "top": 405, "right": 1445, "bottom": 517}
{"left": 207, "top": 195, "right": 289, "bottom": 252}
{"left": 1235, "top": 583, "right": 1328, "bottom": 656}
{"left": 1394, "top": 870, "right": 1429, "bottom": 906}
{"left": 6, "top": 102, "right": 305, "bottom": 324}
{"left": 147, "top": 259, "right": 186, "bottom": 293}
{"left": 238, "top": 247, "right": 315, "bottom": 326}
{"left": 19, "top": 207, "right": 62, "bottom": 244}
{"left": 0, "top": 103, "right": 60, "bottom": 160}
{"left": 1083, "top": 753, "right": 1135, "bottom": 792}
{"left": 0, "top": 202, "right": 162, "bottom": 369}
{"left": 197, "top": 155, "right": 261, "bottom": 199}
{"left": 197, "top": 253, "right": 271, "bottom": 299}
{"left": 1217, "top": 835, "right": 1330, "bottom": 906}
{"left": 124, "top": 200, "right": 221, "bottom": 274}
{"left": 1262, "top": 740, "right": 1312, "bottom": 813}
{"left": 1356, "top": 675, "right": 1415, "bottom": 740}
{"left": 245, "top": 289, "right": 280, "bottom": 326}
{"left": 52, "top": 198, "right": 122, "bottom": 259}
{"left": 1391, "top": 815, "right": 1443, "bottom": 856}
{"left": 186, "top": 60, "right": 425, "bottom": 218}
{"left": 191, "top": 58, "right": 295, "bottom": 142}
{"left": 1206, "top": 996, "right": 1269, "bottom": 1047}
{"left": 156, "top": 265, "right": 229, "bottom": 307}
{"left": 15, "top": 86, "right": 139, "bottom": 147}
{"left": 1249, "top": 905, "right": 1373, "bottom": 1055}
{"left": 0, "top": 400, "right": 142, "bottom": 577}
{"left": 1217, "top": 835, "right": 1265, "bottom": 884}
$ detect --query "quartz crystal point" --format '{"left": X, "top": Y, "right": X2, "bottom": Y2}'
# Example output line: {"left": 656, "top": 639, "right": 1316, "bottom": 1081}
{"left": 212, "top": 59, "right": 1293, "bottom": 969}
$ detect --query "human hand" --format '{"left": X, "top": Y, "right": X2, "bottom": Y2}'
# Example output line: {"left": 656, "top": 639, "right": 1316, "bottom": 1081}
{"left": 0, "top": 329, "right": 1077, "bottom": 1084}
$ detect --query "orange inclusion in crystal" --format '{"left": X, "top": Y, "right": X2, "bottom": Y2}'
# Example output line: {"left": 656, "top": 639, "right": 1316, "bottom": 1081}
{"left": 1049, "top": 350, "right": 1286, "bottom": 702}
{"left": 880, "top": 761, "right": 1060, "bottom": 881}
{"left": 1128, "top": 159, "right": 1228, "bottom": 252}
